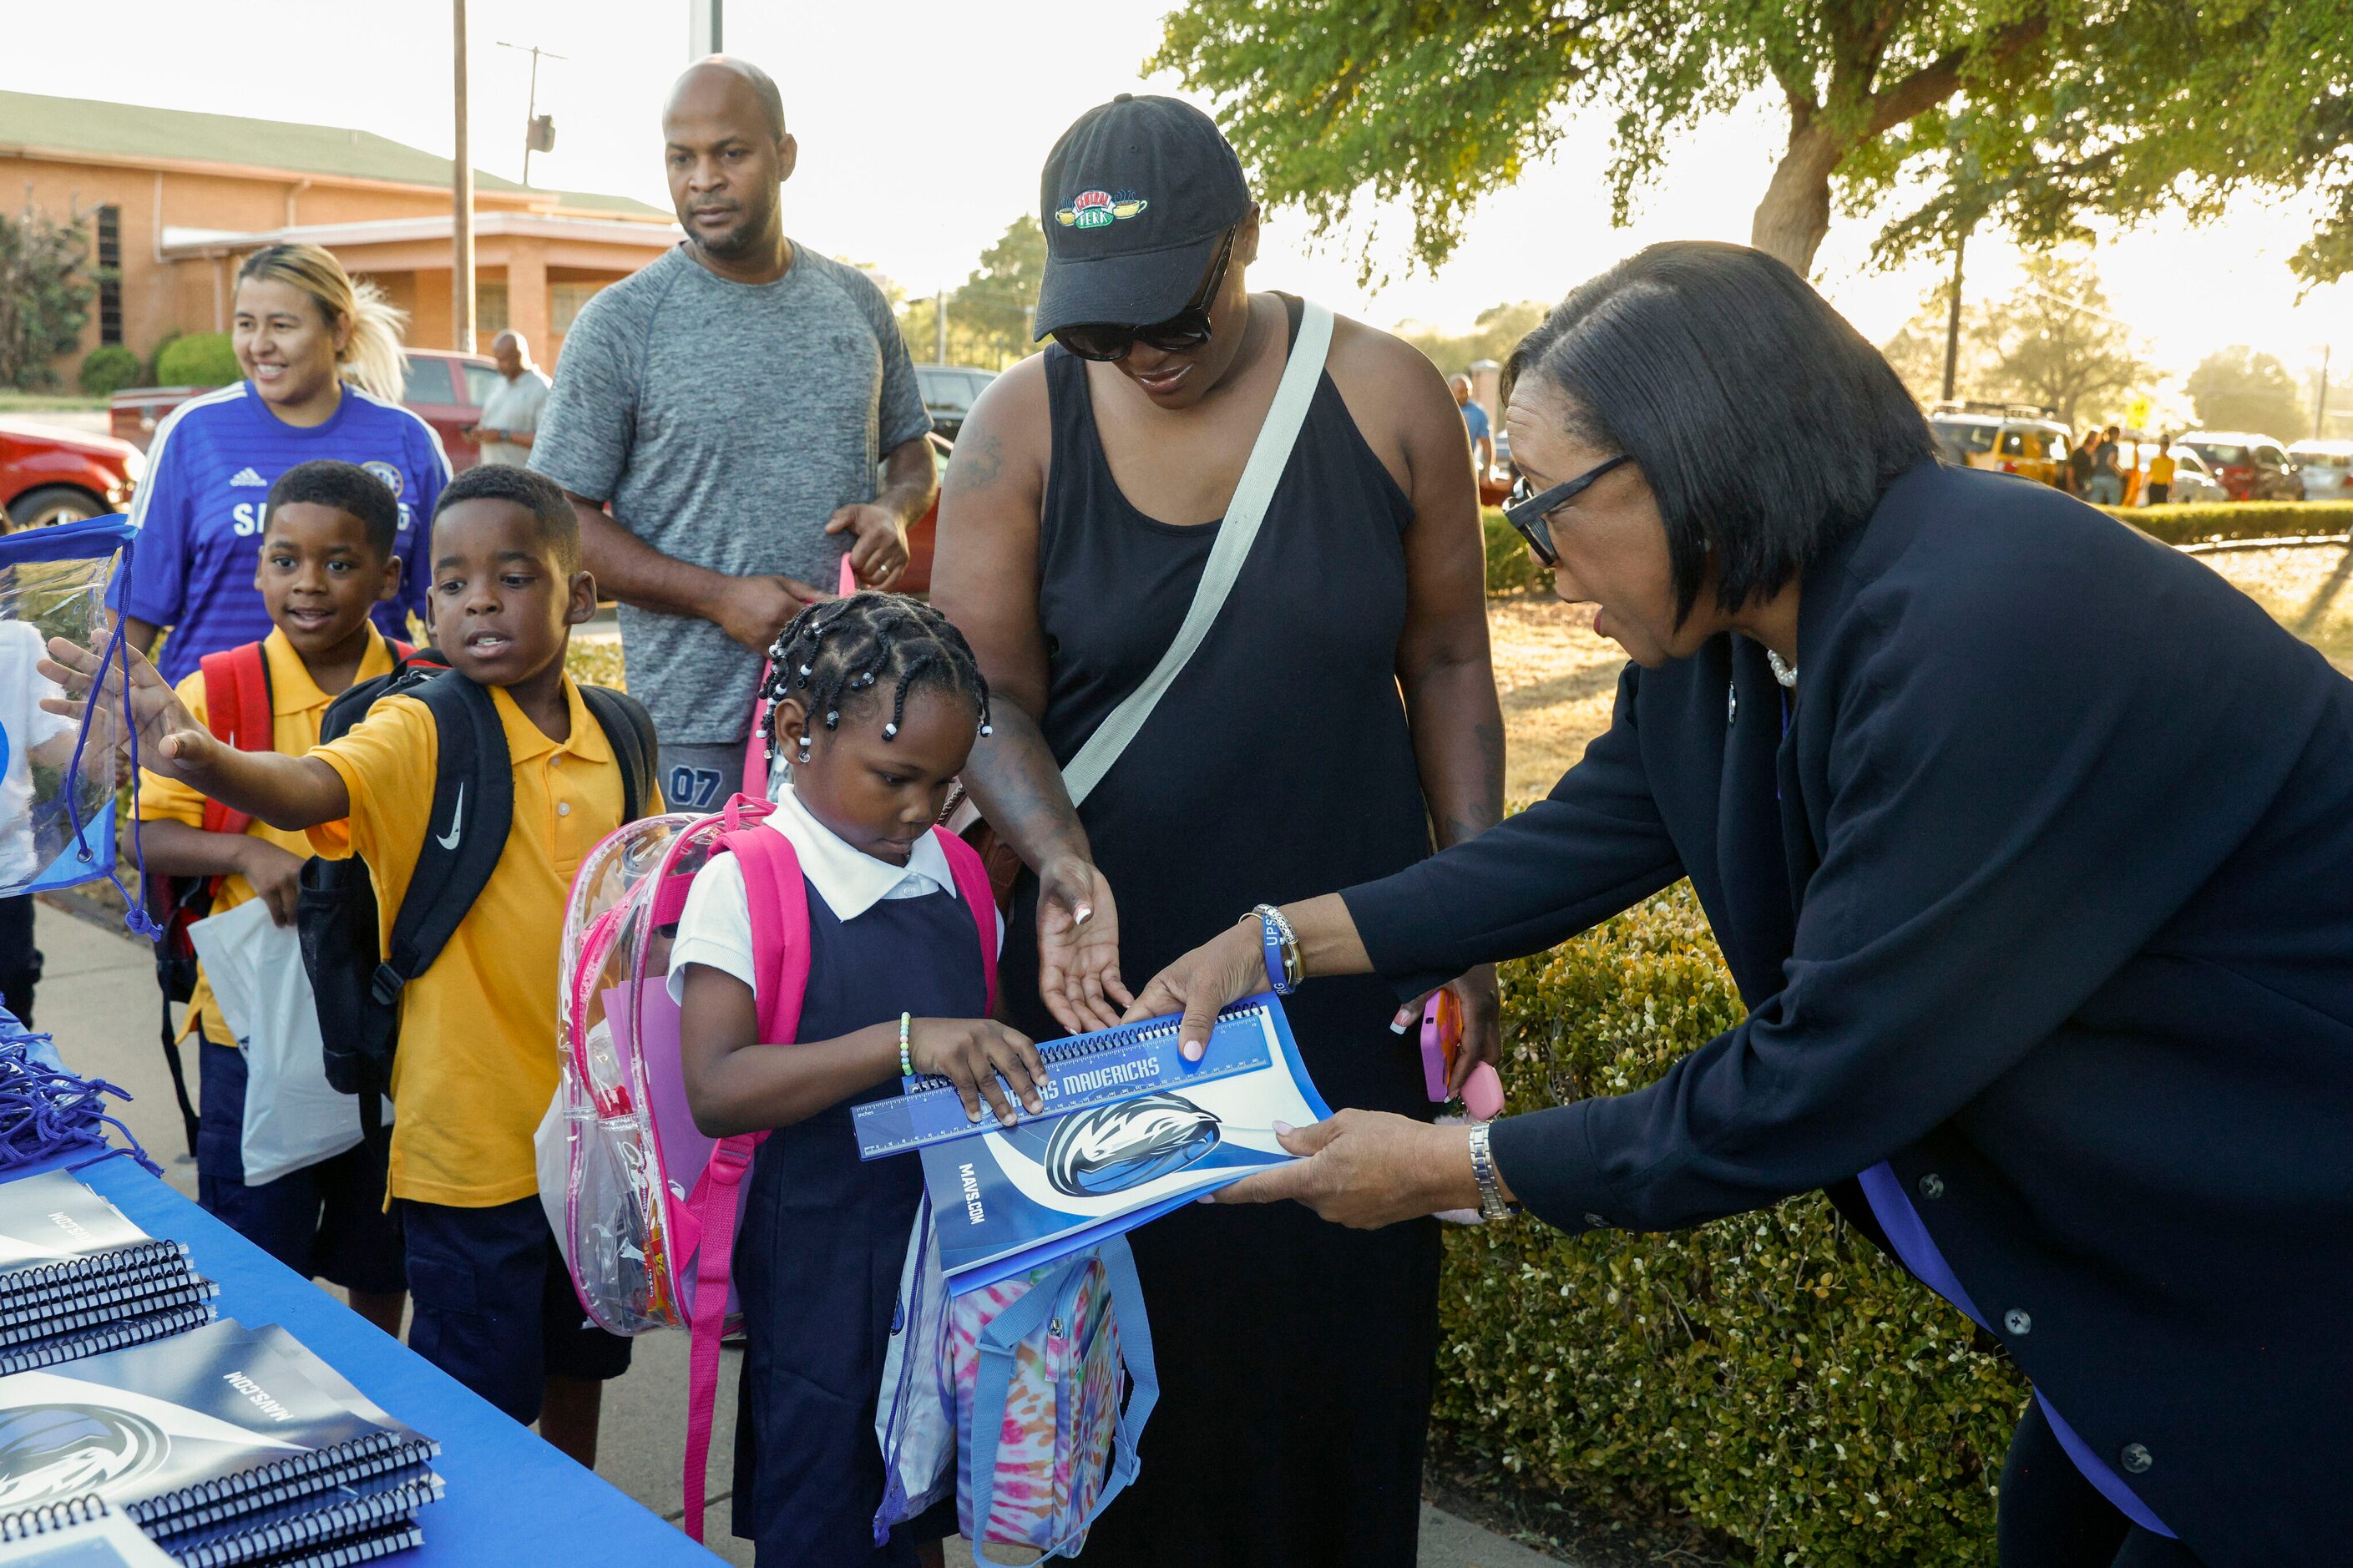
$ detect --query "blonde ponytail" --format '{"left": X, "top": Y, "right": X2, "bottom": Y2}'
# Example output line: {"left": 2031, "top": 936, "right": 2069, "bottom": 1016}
{"left": 234, "top": 243, "right": 408, "bottom": 403}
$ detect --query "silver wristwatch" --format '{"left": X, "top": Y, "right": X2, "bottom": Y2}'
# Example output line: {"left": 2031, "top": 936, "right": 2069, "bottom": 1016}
{"left": 1466, "top": 1122, "right": 1515, "bottom": 1222}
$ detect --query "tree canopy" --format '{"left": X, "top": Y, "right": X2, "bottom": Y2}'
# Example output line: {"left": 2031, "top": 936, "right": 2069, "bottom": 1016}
{"left": 2186, "top": 347, "right": 2310, "bottom": 441}
{"left": 0, "top": 210, "right": 94, "bottom": 391}
{"left": 1878, "top": 252, "right": 2148, "bottom": 428}
{"left": 898, "top": 217, "right": 1049, "bottom": 371}
{"left": 1152, "top": 0, "right": 2170, "bottom": 279}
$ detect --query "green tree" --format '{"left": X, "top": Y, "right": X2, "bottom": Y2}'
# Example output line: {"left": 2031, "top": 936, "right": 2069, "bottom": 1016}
{"left": 1877, "top": 291, "right": 2001, "bottom": 408}
{"left": 1394, "top": 301, "right": 1548, "bottom": 381}
{"left": 0, "top": 210, "right": 96, "bottom": 391}
{"left": 2185, "top": 347, "right": 2310, "bottom": 439}
{"left": 1151, "top": 0, "right": 2173, "bottom": 278}
{"left": 899, "top": 217, "right": 1050, "bottom": 372}
{"left": 1980, "top": 254, "right": 2150, "bottom": 430}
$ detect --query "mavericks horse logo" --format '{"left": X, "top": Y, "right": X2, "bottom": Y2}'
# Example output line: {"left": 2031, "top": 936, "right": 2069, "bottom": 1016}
{"left": 0, "top": 1404, "right": 169, "bottom": 1506}
{"left": 1043, "top": 1093, "right": 1221, "bottom": 1196}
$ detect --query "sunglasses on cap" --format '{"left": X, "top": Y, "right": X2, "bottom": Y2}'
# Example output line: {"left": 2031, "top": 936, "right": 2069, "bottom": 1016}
{"left": 1503, "top": 454, "right": 1634, "bottom": 566}
{"left": 1050, "top": 227, "right": 1237, "bottom": 363}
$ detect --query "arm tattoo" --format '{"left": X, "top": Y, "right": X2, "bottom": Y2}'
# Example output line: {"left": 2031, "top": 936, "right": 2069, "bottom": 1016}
{"left": 944, "top": 430, "right": 1005, "bottom": 498}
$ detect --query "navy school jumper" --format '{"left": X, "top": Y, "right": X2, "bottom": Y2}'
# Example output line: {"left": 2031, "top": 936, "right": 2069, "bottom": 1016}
{"left": 731, "top": 886, "right": 986, "bottom": 1565}
{"left": 1343, "top": 461, "right": 2353, "bottom": 1565}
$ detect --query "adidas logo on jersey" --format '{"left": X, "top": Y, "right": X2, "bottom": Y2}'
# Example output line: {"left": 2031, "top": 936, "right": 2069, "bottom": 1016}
{"left": 229, "top": 467, "right": 267, "bottom": 488}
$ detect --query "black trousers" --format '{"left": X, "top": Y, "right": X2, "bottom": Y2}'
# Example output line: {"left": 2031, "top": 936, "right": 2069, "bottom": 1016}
{"left": 2000, "top": 1400, "right": 2204, "bottom": 1568}
{"left": 0, "top": 896, "right": 38, "bottom": 1026}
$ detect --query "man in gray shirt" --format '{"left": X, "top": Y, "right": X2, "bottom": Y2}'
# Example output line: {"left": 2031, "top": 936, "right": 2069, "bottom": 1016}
{"left": 467, "top": 331, "right": 549, "bottom": 468}
{"left": 532, "top": 56, "right": 935, "bottom": 810}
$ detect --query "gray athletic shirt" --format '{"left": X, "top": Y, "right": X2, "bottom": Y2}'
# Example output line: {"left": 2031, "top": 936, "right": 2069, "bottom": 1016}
{"left": 531, "top": 243, "right": 931, "bottom": 744}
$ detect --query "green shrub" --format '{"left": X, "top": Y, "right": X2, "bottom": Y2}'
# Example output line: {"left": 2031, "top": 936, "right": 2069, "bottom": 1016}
{"left": 154, "top": 333, "right": 240, "bottom": 387}
{"left": 1484, "top": 506, "right": 1546, "bottom": 596}
{"left": 1434, "top": 883, "right": 2027, "bottom": 1565}
{"left": 2100, "top": 499, "right": 2353, "bottom": 545}
{"left": 77, "top": 346, "right": 141, "bottom": 396}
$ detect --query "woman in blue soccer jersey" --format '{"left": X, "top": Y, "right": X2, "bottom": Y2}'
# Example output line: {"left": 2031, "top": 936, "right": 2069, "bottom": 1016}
{"left": 118, "top": 244, "right": 450, "bottom": 684}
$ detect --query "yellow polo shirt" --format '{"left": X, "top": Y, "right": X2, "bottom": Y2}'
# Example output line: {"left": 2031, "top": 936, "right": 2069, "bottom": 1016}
{"left": 136, "top": 628, "right": 397, "bottom": 1048}
{"left": 306, "top": 674, "right": 650, "bottom": 1208}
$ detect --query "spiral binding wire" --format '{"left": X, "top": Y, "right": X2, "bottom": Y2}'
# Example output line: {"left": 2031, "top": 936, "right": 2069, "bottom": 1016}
{"left": 0, "top": 1006, "right": 158, "bottom": 1176}
{"left": 899, "top": 1001, "right": 1265, "bottom": 1097}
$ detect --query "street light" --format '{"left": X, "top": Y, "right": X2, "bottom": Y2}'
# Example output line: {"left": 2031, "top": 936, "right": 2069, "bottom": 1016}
{"left": 496, "top": 43, "right": 566, "bottom": 188}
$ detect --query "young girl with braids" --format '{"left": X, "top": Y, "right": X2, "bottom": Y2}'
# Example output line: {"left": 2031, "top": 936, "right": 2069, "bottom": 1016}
{"left": 673, "top": 592, "right": 1050, "bottom": 1568}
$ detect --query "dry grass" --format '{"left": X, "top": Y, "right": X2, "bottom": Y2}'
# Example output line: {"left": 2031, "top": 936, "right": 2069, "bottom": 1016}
{"left": 1486, "top": 544, "right": 2353, "bottom": 797}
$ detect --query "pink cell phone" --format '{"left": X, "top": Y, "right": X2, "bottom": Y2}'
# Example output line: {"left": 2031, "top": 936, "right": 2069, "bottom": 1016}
{"left": 1420, "top": 990, "right": 1505, "bottom": 1120}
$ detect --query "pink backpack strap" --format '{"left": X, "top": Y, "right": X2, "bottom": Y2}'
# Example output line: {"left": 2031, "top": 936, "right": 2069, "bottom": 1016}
{"left": 681, "top": 823, "right": 811, "bottom": 1542}
{"left": 934, "top": 826, "right": 999, "bottom": 1016}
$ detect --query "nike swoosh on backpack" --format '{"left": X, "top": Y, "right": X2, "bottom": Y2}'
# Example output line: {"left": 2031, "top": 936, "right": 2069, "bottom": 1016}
{"left": 435, "top": 784, "right": 465, "bottom": 850}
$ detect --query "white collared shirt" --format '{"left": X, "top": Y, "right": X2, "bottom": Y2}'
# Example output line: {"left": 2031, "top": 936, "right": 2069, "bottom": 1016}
{"left": 666, "top": 785, "right": 1001, "bottom": 1004}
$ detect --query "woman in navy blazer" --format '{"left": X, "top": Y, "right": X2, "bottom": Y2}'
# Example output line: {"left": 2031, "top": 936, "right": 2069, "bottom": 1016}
{"left": 1127, "top": 243, "right": 2352, "bottom": 1567}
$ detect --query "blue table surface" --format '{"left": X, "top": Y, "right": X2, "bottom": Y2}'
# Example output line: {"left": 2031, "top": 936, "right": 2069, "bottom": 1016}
{"left": 6, "top": 1147, "right": 717, "bottom": 1566}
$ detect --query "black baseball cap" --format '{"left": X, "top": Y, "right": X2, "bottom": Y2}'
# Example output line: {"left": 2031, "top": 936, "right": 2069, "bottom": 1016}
{"left": 1032, "top": 94, "right": 1250, "bottom": 341}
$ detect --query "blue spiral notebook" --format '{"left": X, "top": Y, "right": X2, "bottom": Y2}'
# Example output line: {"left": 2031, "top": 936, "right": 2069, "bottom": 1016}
{"left": 892, "top": 994, "right": 1330, "bottom": 1292}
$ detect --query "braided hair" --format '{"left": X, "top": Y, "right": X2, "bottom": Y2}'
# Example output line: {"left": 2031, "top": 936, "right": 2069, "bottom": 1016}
{"left": 760, "top": 592, "right": 992, "bottom": 767}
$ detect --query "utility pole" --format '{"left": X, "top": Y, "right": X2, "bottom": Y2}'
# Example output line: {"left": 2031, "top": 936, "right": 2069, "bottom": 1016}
{"left": 935, "top": 289, "right": 948, "bottom": 365}
{"left": 498, "top": 42, "right": 566, "bottom": 188}
{"left": 688, "top": 0, "right": 721, "bottom": 56}
{"left": 1940, "top": 229, "right": 1966, "bottom": 403}
{"left": 2317, "top": 345, "right": 2332, "bottom": 441}
{"left": 452, "top": 0, "right": 475, "bottom": 353}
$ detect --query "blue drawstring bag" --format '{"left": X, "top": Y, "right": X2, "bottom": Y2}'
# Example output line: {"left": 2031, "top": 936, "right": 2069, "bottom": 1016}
{"left": 0, "top": 513, "right": 156, "bottom": 924}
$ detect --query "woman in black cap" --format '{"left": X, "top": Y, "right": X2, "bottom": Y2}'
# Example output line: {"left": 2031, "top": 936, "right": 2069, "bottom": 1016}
{"left": 931, "top": 94, "right": 1502, "bottom": 1566}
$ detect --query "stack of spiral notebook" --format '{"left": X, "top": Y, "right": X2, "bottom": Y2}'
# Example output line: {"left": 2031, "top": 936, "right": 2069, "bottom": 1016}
{"left": 0, "top": 1318, "right": 443, "bottom": 1567}
{"left": 0, "top": 1172, "right": 219, "bottom": 1375}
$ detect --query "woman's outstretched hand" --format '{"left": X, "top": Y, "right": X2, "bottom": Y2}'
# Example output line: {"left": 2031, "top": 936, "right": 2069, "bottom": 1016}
{"left": 1035, "top": 854, "right": 1133, "bottom": 1034}
{"left": 1213, "top": 1110, "right": 1481, "bottom": 1230}
{"left": 1121, "top": 917, "right": 1268, "bottom": 1061}
{"left": 1389, "top": 966, "right": 1503, "bottom": 1096}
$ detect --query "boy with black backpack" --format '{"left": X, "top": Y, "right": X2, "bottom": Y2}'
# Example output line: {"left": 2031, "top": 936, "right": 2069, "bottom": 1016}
{"left": 53, "top": 464, "right": 658, "bottom": 1466}
{"left": 137, "top": 460, "right": 412, "bottom": 1339}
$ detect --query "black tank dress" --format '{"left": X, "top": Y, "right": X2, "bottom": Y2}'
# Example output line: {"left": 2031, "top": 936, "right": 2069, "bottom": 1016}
{"left": 1001, "top": 296, "right": 1442, "bottom": 1567}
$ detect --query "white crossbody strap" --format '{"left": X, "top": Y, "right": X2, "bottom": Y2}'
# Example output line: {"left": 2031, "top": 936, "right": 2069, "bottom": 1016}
{"left": 1061, "top": 300, "right": 1335, "bottom": 807}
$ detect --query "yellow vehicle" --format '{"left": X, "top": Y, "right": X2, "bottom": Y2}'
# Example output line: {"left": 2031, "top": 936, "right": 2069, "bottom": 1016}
{"left": 1927, "top": 402, "right": 2072, "bottom": 487}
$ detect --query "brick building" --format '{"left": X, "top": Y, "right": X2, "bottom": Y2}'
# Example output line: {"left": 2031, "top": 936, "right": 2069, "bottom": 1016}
{"left": 1, "top": 89, "right": 678, "bottom": 381}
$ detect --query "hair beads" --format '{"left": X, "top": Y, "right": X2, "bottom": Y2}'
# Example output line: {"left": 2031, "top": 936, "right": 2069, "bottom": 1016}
{"left": 760, "top": 593, "right": 994, "bottom": 767}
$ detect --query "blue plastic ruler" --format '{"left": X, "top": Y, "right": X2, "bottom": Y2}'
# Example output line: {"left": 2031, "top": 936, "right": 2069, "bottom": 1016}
{"left": 852, "top": 997, "right": 1281, "bottom": 1160}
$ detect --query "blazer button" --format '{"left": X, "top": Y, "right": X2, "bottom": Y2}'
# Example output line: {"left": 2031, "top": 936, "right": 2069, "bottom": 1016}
{"left": 2120, "top": 1444, "right": 2153, "bottom": 1474}
{"left": 1916, "top": 1173, "right": 1945, "bottom": 1200}
{"left": 2003, "top": 1309, "right": 2031, "bottom": 1336}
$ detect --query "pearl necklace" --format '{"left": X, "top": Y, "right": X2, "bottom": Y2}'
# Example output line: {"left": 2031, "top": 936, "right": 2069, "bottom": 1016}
{"left": 1767, "top": 650, "right": 1799, "bottom": 688}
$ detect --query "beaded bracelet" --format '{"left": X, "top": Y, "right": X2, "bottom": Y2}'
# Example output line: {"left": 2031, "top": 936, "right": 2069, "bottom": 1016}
{"left": 899, "top": 1013, "right": 914, "bottom": 1078}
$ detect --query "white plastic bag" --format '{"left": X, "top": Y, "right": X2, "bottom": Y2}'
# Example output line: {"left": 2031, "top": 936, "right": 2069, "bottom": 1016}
{"left": 189, "top": 898, "right": 374, "bottom": 1186}
{"left": 873, "top": 1196, "right": 955, "bottom": 1541}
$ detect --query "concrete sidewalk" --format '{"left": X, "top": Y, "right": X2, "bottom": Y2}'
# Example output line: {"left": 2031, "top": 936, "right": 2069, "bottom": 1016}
{"left": 28, "top": 898, "right": 1563, "bottom": 1568}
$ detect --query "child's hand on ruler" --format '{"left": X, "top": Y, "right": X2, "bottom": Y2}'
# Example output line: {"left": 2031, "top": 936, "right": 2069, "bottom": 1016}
{"left": 909, "top": 1019, "right": 1048, "bottom": 1128}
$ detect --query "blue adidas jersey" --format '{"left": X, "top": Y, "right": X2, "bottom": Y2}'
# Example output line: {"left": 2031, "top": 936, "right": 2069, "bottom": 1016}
{"left": 117, "top": 382, "right": 451, "bottom": 684}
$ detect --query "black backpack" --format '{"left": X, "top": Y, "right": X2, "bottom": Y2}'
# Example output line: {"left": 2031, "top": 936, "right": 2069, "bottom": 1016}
{"left": 295, "top": 651, "right": 657, "bottom": 1140}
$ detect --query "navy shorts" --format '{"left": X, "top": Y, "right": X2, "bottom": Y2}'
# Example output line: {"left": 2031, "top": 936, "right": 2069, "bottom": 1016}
{"left": 400, "top": 1195, "right": 633, "bottom": 1426}
{"left": 195, "top": 1037, "right": 406, "bottom": 1296}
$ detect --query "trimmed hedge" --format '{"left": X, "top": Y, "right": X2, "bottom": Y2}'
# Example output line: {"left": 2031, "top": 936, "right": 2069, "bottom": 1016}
{"left": 77, "top": 346, "right": 141, "bottom": 396}
{"left": 2107, "top": 499, "right": 2353, "bottom": 546}
{"left": 1484, "top": 506, "right": 1546, "bottom": 595}
{"left": 1433, "top": 883, "right": 2027, "bottom": 1565}
{"left": 154, "top": 332, "right": 240, "bottom": 388}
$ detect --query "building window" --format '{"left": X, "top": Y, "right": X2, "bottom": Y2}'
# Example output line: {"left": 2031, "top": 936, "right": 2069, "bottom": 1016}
{"left": 95, "top": 205, "right": 122, "bottom": 346}
{"left": 551, "top": 281, "right": 603, "bottom": 336}
{"left": 476, "top": 282, "right": 509, "bottom": 339}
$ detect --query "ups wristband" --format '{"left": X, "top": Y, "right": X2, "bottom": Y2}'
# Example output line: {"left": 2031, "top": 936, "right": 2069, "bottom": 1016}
{"left": 1252, "top": 904, "right": 1300, "bottom": 995}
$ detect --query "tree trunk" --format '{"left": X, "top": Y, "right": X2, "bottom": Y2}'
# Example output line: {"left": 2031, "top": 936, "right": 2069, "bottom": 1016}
{"left": 1750, "top": 121, "right": 1844, "bottom": 276}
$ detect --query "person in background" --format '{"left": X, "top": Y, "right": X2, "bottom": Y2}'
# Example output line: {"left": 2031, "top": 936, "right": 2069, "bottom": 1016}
{"left": 466, "top": 331, "right": 549, "bottom": 468}
{"left": 2146, "top": 437, "right": 2177, "bottom": 506}
{"left": 532, "top": 55, "right": 935, "bottom": 816}
{"left": 1450, "top": 372, "right": 1493, "bottom": 478}
{"left": 2089, "top": 424, "right": 2125, "bottom": 505}
{"left": 116, "top": 243, "right": 448, "bottom": 681}
{"left": 2067, "top": 428, "right": 2097, "bottom": 497}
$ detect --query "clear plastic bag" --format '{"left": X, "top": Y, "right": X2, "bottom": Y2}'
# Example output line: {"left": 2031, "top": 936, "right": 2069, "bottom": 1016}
{"left": 0, "top": 514, "right": 144, "bottom": 903}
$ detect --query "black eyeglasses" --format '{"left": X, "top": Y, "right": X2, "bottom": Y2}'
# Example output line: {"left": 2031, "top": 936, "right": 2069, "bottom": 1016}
{"left": 1050, "top": 227, "right": 1237, "bottom": 363}
{"left": 1503, "top": 454, "right": 1634, "bottom": 565}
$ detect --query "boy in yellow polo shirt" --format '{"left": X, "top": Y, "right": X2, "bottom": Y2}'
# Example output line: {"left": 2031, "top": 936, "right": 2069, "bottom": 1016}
{"left": 137, "top": 460, "right": 410, "bottom": 1340}
{"left": 67, "top": 463, "right": 655, "bottom": 1467}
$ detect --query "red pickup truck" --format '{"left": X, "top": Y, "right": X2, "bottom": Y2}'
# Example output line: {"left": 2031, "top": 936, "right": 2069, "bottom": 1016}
{"left": 111, "top": 348, "right": 500, "bottom": 470}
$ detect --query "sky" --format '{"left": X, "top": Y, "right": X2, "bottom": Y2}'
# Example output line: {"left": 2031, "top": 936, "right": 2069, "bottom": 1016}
{"left": 12, "top": 0, "right": 2352, "bottom": 411}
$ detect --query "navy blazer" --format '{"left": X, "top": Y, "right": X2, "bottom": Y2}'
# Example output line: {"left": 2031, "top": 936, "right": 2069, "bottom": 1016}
{"left": 1344, "top": 462, "right": 2353, "bottom": 1563}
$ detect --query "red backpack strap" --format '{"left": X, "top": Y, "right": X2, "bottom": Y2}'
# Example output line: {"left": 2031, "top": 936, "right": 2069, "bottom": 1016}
{"left": 934, "top": 827, "right": 1000, "bottom": 1016}
{"left": 195, "top": 644, "right": 271, "bottom": 841}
